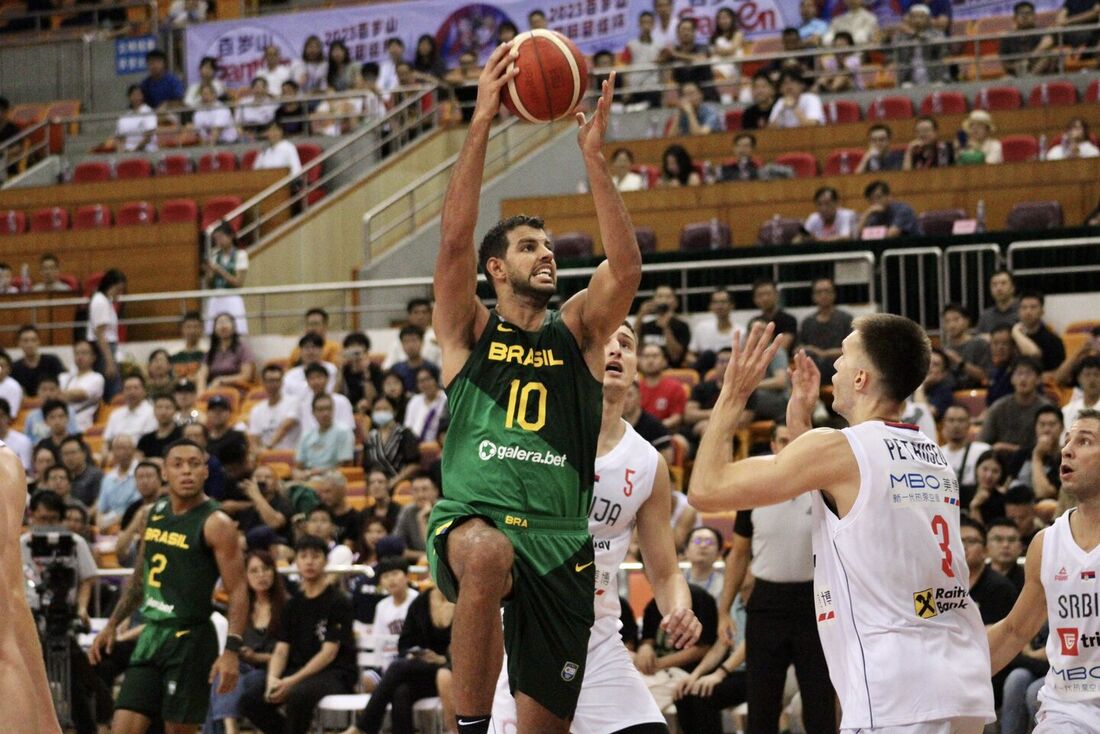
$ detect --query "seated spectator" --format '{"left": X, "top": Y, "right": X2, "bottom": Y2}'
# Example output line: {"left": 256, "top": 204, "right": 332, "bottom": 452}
{"left": 295, "top": 394, "right": 354, "bottom": 478}
{"left": 288, "top": 308, "right": 343, "bottom": 366}
{"left": 140, "top": 49, "right": 184, "bottom": 109}
{"left": 958, "top": 110, "right": 1003, "bottom": 165}
{"left": 0, "top": 351, "right": 23, "bottom": 417}
{"left": 190, "top": 83, "right": 238, "bottom": 144}
{"left": 174, "top": 378, "right": 206, "bottom": 426}
{"left": 961, "top": 517, "right": 1017, "bottom": 625}
{"left": 903, "top": 116, "right": 954, "bottom": 170}
{"left": 394, "top": 473, "right": 438, "bottom": 560}
{"left": 1012, "top": 290, "right": 1065, "bottom": 374}
{"left": 798, "top": 186, "right": 859, "bottom": 242}
{"left": 326, "top": 39, "right": 361, "bottom": 93}
{"left": 137, "top": 393, "right": 182, "bottom": 459}
{"left": 293, "top": 36, "right": 329, "bottom": 94}
{"left": 986, "top": 326, "right": 1018, "bottom": 405}
{"left": 624, "top": 381, "right": 674, "bottom": 464}
{"left": 1054, "top": 325, "right": 1100, "bottom": 389}
{"left": 609, "top": 148, "right": 645, "bottom": 192}
{"left": 746, "top": 317, "right": 792, "bottom": 421}
{"left": 361, "top": 557, "right": 418, "bottom": 689}
{"left": 717, "top": 133, "right": 760, "bottom": 182}
{"left": 591, "top": 49, "right": 627, "bottom": 105}
{"left": 115, "top": 461, "right": 164, "bottom": 566}
{"left": 657, "top": 144, "right": 702, "bottom": 187}
{"left": 980, "top": 357, "right": 1052, "bottom": 458}
{"left": 635, "top": 284, "right": 692, "bottom": 367}
{"left": 978, "top": 270, "right": 1020, "bottom": 334}
{"left": 664, "top": 17, "right": 719, "bottom": 103}
{"left": 113, "top": 85, "right": 157, "bottom": 152}
{"left": 816, "top": 31, "right": 863, "bottom": 93}
{"left": 685, "top": 348, "right": 756, "bottom": 448}
{"left": 383, "top": 299, "right": 441, "bottom": 369}
{"left": 0, "top": 263, "right": 15, "bottom": 294}
{"left": 403, "top": 367, "right": 447, "bottom": 442}
{"left": 767, "top": 69, "right": 824, "bottom": 129}
{"left": 249, "top": 363, "right": 301, "bottom": 452}
{"left": 684, "top": 526, "right": 725, "bottom": 598}
{"left": 856, "top": 124, "right": 905, "bottom": 173}
{"left": 302, "top": 505, "right": 355, "bottom": 567}
{"left": 922, "top": 348, "right": 956, "bottom": 420}
{"left": 26, "top": 391, "right": 77, "bottom": 446}
{"left": 87, "top": 269, "right": 127, "bottom": 402}
{"left": 986, "top": 517, "right": 1026, "bottom": 592}
{"left": 750, "top": 279, "right": 798, "bottom": 352}
{"left": 59, "top": 339, "right": 105, "bottom": 431}
{"left": 235, "top": 78, "right": 278, "bottom": 138}
{"left": 798, "top": 0, "right": 829, "bottom": 44}
{"left": 313, "top": 470, "right": 360, "bottom": 544}
{"left": 103, "top": 374, "right": 156, "bottom": 445}
{"left": 237, "top": 464, "right": 297, "bottom": 535}
{"left": 798, "top": 277, "right": 853, "bottom": 379}
{"left": 256, "top": 44, "right": 293, "bottom": 92}
{"left": 858, "top": 180, "right": 919, "bottom": 238}
{"left": 275, "top": 80, "right": 308, "bottom": 137}
{"left": 1006, "top": 406, "right": 1064, "bottom": 500}
{"left": 940, "top": 303, "right": 992, "bottom": 388}
{"left": 638, "top": 345, "right": 688, "bottom": 431}
{"left": 60, "top": 435, "right": 103, "bottom": 508}
{"left": 1004, "top": 484, "right": 1044, "bottom": 549}
{"left": 239, "top": 535, "right": 357, "bottom": 734}
{"left": 365, "top": 467, "right": 402, "bottom": 529}
{"left": 673, "top": 639, "right": 748, "bottom": 733}
{"left": 1063, "top": 356, "right": 1100, "bottom": 440}
{"left": 41, "top": 464, "right": 86, "bottom": 511}
{"left": 1000, "top": 1, "right": 1056, "bottom": 75}
{"left": 939, "top": 404, "right": 992, "bottom": 491}
{"left": 444, "top": 51, "right": 481, "bottom": 123}
{"left": 171, "top": 312, "right": 206, "bottom": 379}
{"left": 253, "top": 120, "right": 302, "bottom": 175}
{"left": 196, "top": 313, "right": 256, "bottom": 392}
{"left": 711, "top": 7, "right": 744, "bottom": 89}
{"left": 1055, "top": 0, "right": 1100, "bottom": 50}
{"left": 688, "top": 289, "right": 740, "bottom": 364}
{"left": 893, "top": 4, "right": 948, "bottom": 86}
{"left": 206, "top": 549, "right": 287, "bottom": 734}
{"left": 96, "top": 434, "right": 139, "bottom": 530}
{"left": 362, "top": 395, "right": 420, "bottom": 489}
{"left": 342, "top": 332, "right": 383, "bottom": 409}
{"left": 346, "top": 584, "right": 454, "bottom": 734}
{"left": 1047, "top": 117, "right": 1100, "bottom": 160}
{"left": 28, "top": 447, "right": 56, "bottom": 493}
{"left": 901, "top": 393, "right": 938, "bottom": 440}
{"left": 380, "top": 372, "right": 410, "bottom": 424}
{"left": 389, "top": 326, "right": 440, "bottom": 394}
{"left": 205, "top": 394, "right": 249, "bottom": 460}
{"left": 824, "top": 0, "right": 881, "bottom": 44}
{"left": 32, "top": 253, "right": 73, "bottom": 293}
{"left": 635, "top": 583, "right": 719, "bottom": 715}
{"left": 968, "top": 450, "right": 1008, "bottom": 524}
{"left": 183, "top": 56, "right": 226, "bottom": 107}
{"left": 762, "top": 28, "right": 810, "bottom": 81}
{"left": 677, "top": 81, "right": 724, "bottom": 135}
{"left": 741, "top": 71, "right": 777, "bottom": 131}
{"left": 0, "top": 398, "right": 30, "bottom": 469}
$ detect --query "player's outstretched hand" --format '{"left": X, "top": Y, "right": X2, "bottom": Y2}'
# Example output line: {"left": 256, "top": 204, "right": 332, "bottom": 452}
{"left": 576, "top": 72, "right": 615, "bottom": 158}
{"left": 210, "top": 651, "right": 240, "bottom": 694}
{"left": 87, "top": 621, "right": 115, "bottom": 665}
{"left": 787, "top": 348, "right": 821, "bottom": 427}
{"left": 719, "top": 320, "right": 782, "bottom": 407}
{"left": 473, "top": 41, "right": 519, "bottom": 122}
{"left": 661, "top": 606, "right": 702, "bottom": 650}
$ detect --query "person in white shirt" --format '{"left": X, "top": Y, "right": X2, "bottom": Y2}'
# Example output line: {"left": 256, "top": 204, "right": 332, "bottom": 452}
{"left": 610, "top": 147, "right": 645, "bottom": 192}
{"left": 256, "top": 45, "right": 293, "bottom": 94}
{"left": 403, "top": 368, "right": 447, "bottom": 442}
{"left": 365, "top": 557, "right": 419, "bottom": 689}
{"left": 689, "top": 289, "right": 741, "bottom": 361}
{"left": 383, "top": 298, "right": 442, "bottom": 369}
{"left": 114, "top": 84, "right": 158, "bottom": 152}
{"left": 249, "top": 363, "right": 301, "bottom": 452}
{"left": 823, "top": 0, "right": 881, "bottom": 45}
{"left": 768, "top": 69, "right": 824, "bottom": 129}
{"left": 1063, "top": 356, "right": 1100, "bottom": 443}
{"left": 939, "top": 404, "right": 992, "bottom": 487}
{"left": 86, "top": 269, "right": 126, "bottom": 401}
{"left": 376, "top": 37, "right": 406, "bottom": 101}
{"left": 96, "top": 433, "right": 139, "bottom": 530}
{"left": 800, "top": 186, "right": 859, "bottom": 242}
{"left": 234, "top": 77, "right": 278, "bottom": 138}
{"left": 650, "top": 0, "right": 677, "bottom": 51}
{"left": 293, "top": 35, "right": 328, "bottom": 94}
{"left": 183, "top": 56, "right": 226, "bottom": 108}
{"left": 297, "top": 364, "right": 355, "bottom": 434}
{"left": 190, "top": 83, "right": 238, "bottom": 144}
{"left": 60, "top": 339, "right": 105, "bottom": 431}
{"left": 0, "top": 398, "right": 31, "bottom": 470}
{"left": 0, "top": 351, "right": 23, "bottom": 417}
{"left": 1046, "top": 116, "right": 1100, "bottom": 161}
{"left": 284, "top": 335, "right": 339, "bottom": 400}
{"left": 252, "top": 121, "right": 301, "bottom": 176}
{"left": 103, "top": 374, "right": 157, "bottom": 445}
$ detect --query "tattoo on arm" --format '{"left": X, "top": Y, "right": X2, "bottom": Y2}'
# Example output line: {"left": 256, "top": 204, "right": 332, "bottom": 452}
{"left": 110, "top": 539, "right": 146, "bottom": 626}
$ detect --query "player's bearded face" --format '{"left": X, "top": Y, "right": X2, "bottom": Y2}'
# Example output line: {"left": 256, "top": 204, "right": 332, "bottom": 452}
{"left": 505, "top": 253, "right": 556, "bottom": 305}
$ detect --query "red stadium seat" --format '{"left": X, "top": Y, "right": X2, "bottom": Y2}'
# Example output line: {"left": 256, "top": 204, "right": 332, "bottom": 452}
{"left": 116, "top": 201, "right": 156, "bottom": 226}
{"left": 158, "top": 154, "right": 192, "bottom": 175}
{"left": 296, "top": 143, "right": 323, "bottom": 182}
{"left": 724, "top": 108, "right": 743, "bottom": 131}
{"left": 823, "top": 148, "right": 866, "bottom": 175}
{"left": 1088, "top": 79, "right": 1100, "bottom": 103}
{"left": 919, "top": 91, "right": 967, "bottom": 115}
{"left": 115, "top": 158, "right": 153, "bottom": 179}
{"left": 974, "top": 86, "right": 1023, "bottom": 111}
{"left": 0, "top": 210, "right": 26, "bottom": 235}
{"left": 634, "top": 227, "right": 657, "bottom": 253}
{"left": 552, "top": 232, "right": 594, "bottom": 259}
{"left": 198, "top": 152, "right": 238, "bottom": 173}
{"left": 631, "top": 164, "right": 659, "bottom": 189}
{"left": 1029, "top": 81, "right": 1078, "bottom": 107}
{"left": 823, "top": 99, "right": 861, "bottom": 124}
{"left": 774, "top": 152, "right": 818, "bottom": 178}
{"left": 30, "top": 207, "right": 69, "bottom": 232}
{"left": 1001, "top": 134, "right": 1040, "bottom": 163}
{"left": 73, "top": 204, "right": 112, "bottom": 230}
{"left": 917, "top": 209, "right": 967, "bottom": 237}
{"left": 72, "top": 160, "right": 112, "bottom": 183}
{"left": 202, "top": 196, "right": 243, "bottom": 230}
{"left": 866, "top": 96, "right": 915, "bottom": 121}
{"left": 680, "top": 221, "right": 731, "bottom": 251}
{"left": 1006, "top": 201, "right": 1063, "bottom": 231}
{"left": 241, "top": 149, "right": 260, "bottom": 170}
{"left": 160, "top": 199, "right": 199, "bottom": 224}
{"left": 83, "top": 271, "right": 104, "bottom": 298}
{"left": 305, "top": 188, "right": 326, "bottom": 206}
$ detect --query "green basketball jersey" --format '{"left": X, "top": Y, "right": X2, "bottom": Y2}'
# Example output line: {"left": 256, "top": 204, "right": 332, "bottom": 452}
{"left": 441, "top": 309, "right": 602, "bottom": 520}
{"left": 138, "top": 496, "right": 221, "bottom": 626}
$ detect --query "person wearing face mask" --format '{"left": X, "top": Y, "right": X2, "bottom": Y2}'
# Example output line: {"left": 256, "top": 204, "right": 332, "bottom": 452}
{"left": 362, "top": 395, "right": 420, "bottom": 491}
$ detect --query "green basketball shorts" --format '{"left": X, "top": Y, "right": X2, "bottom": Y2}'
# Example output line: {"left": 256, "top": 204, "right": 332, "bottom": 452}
{"left": 115, "top": 619, "right": 220, "bottom": 725}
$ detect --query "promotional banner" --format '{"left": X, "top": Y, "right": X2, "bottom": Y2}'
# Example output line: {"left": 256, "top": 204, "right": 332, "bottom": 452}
{"left": 185, "top": 0, "right": 1062, "bottom": 89}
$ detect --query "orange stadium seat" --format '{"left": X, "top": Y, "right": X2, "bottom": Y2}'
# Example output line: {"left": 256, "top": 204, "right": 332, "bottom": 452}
{"left": 158, "top": 154, "right": 192, "bottom": 175}
{"left": 160, "top": 198, "right": 198, "bottom": 224}
{"left": 920, "top": 91, "right": 967, "bottom": 115}
{"left": 1066, "top": 320, "right": 1100, "bottom": 334}
{"left": 663, "top": 368, "right": 699, "bottom": 390}
{"left": 72, "top": 160, "right": 111, "bottom": 183}
{"left": 30, "top": 206, "right": 69, "bottom": 232}
{"left": 823, "top": 99, "right": 861, "bottom": 124}
{"left": 974, "top": 86, "right": 1023, "bottom": 111}
{"left": 1, "top": 209, "right": 26, "bottom": 235}
{"left": 198, "top": 151, "right": 238, "bottom": 172}
{"left": 72, "top": 204, "right": 112, "bottom": 229}
{"left": 116, "top": 157, "right": 153, "bottom": 179}
{"left": 1029, "top": 81, "right": 1078, "bottom": 107}
{"left": 774, "top": 151, "right": 818, "bottom": 178}
{"left": 116, "top": 201, "right": 156, "bottom": 226}
{"left": 866, "top": 95, "right": 914, "bottom": 121}
{"left": 823, "top": 148, "right": 866, "bottom": 175}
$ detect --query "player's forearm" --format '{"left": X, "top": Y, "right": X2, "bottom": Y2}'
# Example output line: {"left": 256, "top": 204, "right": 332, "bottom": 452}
{"left": 987, "top": 621, "right": 1031, "bottom": 674}
{"left": 439, "top": 115, "right": 492, "bottom": 251}
{"left": 690, "top": 396, "right": 745, "bottom": 511}
{"left": 109, "top": 574, "right": 145, "bottom": 627}
{"left": 584, "top": 151, "right": 641, "bottom": 288}
{"left": 650, "top": 567, "right": 692, "bottom": 620}
{"left": 225, "top": 575, "right": 249, "bottom": 638}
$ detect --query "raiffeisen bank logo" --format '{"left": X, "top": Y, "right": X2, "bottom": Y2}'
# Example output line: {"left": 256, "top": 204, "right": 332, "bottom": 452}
{"left": 478, "top": 439, "right": 567, "bottom": 467}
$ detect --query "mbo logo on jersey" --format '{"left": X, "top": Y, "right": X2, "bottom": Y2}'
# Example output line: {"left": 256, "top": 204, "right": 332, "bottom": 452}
{"left": 889, "top": 471, "right": 959, "bottom": 507}
{"left": 478, "top": 439, "right": 567, "bottom": 467}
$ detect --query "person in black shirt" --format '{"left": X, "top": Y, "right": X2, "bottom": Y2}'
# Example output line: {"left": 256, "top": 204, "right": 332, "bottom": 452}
{"left": 342, "top": 332, "right": 383, "bottom": 410}
{"left": 237, "top": 464, "right": 298, "bottom": 535}
{"left": 961, "top": 517, "right": 1018, "bottom": 708}
{"left": 634, "top": 284, "right": 692, "bottom": 367}
{"left": 12, "top": 325, "right": 65, "bottom": 396}
{"left": 741, "top": 72, "right": 777, "bottom": 130}
{"left": 364, "top": 466, "right": 402, "bottom": 529}
{"left": 315, "top": 470, "right": 361, "bottom": 545}
{"left": 137, "top": 394, "right": 182, "bottom": 459}
{"left": 1014, "top": 291, "right": 1065, "bottom": 375}
{"left": 717, "top": 133, "right": 760, "bottom": 182}
{"left": 664, "top": 17, "right": 719, "bottom": 102}
{"left": 635, "top": 584, "right": 718, "bottom": 712}
{"left": 274, "top": 80, "right": 307, "bottom": 137}
{"left": 751, "top": 279, "right": 798, "bottom": 353}
{"left": 623, "top": 381, "right": 674, "bottom": 463}
{"left": 205, "top": 395, "right": 249, "bottom": 462}
{"left": 239, "top": 535, "right": 357, "bottom": 734}
{"left": 986, "top": 518, "right": 1026, "bottom": 593}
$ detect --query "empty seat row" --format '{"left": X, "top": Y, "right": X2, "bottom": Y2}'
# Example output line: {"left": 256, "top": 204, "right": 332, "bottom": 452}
{"left": 70, "top": 143, "right": 323, "bottom": 184}
{"left": 0, "top": 196, "right": 242, "bottom": 235}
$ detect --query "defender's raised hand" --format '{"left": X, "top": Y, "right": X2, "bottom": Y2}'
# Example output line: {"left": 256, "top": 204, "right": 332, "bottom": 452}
{"left": 576, "top": 72, "right": 615, "bottom": 157}
{"left": 719, "top": 321, "right": 782, "bottom": 406}
{"left": 787, "top": 348, "right": 821, "bottom": 435}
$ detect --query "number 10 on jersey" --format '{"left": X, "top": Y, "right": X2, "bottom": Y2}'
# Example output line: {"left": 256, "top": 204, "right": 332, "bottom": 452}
{"left": 505, "top": 379, "right": 547, "bottom": 431}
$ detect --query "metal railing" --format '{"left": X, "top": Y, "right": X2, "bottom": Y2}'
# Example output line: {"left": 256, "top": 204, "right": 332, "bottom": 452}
{"left": 0, "top": 0, "right": 156, "bottom": 37}
{"left": 1007, "top": 236, "right": 1100, "bottom": 280}
{"left": 944, "top": 244, "right": 1002, "bottom": 315}
{"left": 880, "top": 247, "right": 945, "bottom": 329}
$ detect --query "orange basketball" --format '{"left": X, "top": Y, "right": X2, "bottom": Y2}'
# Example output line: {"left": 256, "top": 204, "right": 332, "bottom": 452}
{"left": 501, "top": 30, "right": 589, "bottom": 123}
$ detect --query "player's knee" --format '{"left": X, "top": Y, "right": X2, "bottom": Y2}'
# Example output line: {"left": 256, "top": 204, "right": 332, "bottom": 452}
{"left": 452, "top": 524, "right": 513, "bottom": 586}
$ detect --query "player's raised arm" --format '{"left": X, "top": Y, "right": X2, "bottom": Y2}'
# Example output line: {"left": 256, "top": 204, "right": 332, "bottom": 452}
{"left": 987, "top": 529, "right": 1048, "bottom": 674}
{"left": 564, "top": 73, "right": 642, "bottom": 349}
{"left": 206, "top": 510, "right": 248, "bottom": 693}
{"left": 433, "top": 42, "right": 518, "bottom": 358}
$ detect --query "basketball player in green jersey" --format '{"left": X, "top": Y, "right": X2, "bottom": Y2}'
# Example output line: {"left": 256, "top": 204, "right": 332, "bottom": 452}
{"left": 428, "top": 40, "right": 642, "bottom": 734}
{"left": 88, "top": 439, "right": 248, "bottom": 734}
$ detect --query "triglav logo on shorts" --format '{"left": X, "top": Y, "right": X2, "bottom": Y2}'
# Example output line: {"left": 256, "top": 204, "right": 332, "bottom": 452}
{"left": 477, "top": 439, "right": 567, "bottom": 467}
{"left": 561, "top": 661, "right": 579, "bottom": 681}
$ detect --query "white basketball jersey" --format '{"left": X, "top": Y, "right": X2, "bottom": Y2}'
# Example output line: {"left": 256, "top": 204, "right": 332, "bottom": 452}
{"left": 1038, "top": 509, "right": 1100, "bottom": 726}
{"left": 810, "top": 421, "right": 994, "bottom": 729}
{"left": 589, "top": 420, "right": 658, "bottom": 643}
